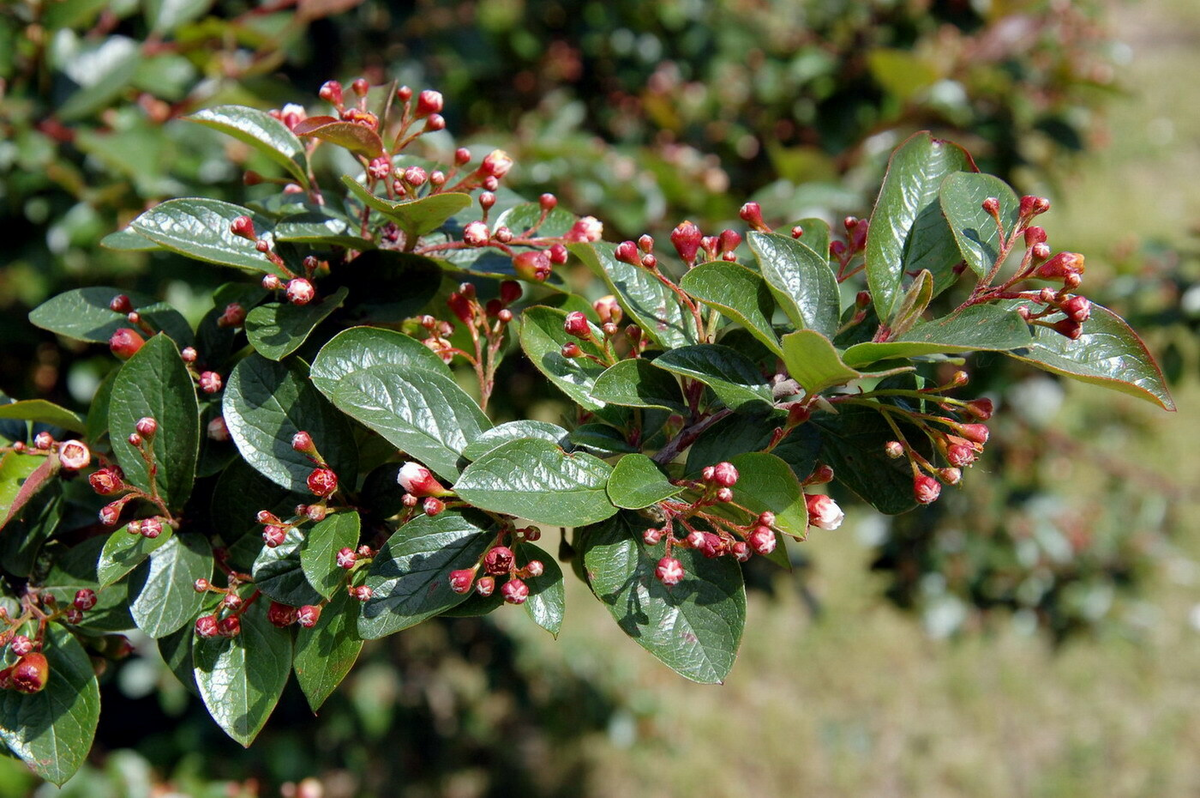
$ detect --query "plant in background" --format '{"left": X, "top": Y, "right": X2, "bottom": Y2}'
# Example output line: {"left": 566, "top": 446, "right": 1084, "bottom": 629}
{"left": 0, "top": 81, "right": 1172, "bottom": 785}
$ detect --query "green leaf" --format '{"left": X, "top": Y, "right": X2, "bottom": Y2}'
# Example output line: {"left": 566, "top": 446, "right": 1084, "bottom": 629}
{"left": 294, "top": 117, "right": 383, "bottom": 158}
{"left": 145, "top": 0, "right": 214, "bottom": 32}
{"left": 129, "top": 533, "right": 212, "bottom": 637}
{"left": 187, "top": 105, "right": 309, "bottom": 188}
{"left": 747, "top": 231, "right": 840, "bottom": 338}
{"left": 223, "top": 355, "right": 358, "bottom": 493}
{"left": 780, "top": 331, "right": 861, "bottom": 395}
{"left": 461, "top": 421, "right": 570, "bottom": 461}
{"left": 814, "top": 404, "right": 919, "bottom": 514}
{"left": 842, "top": 304, "right": 1032, "bottom": 368}
{"left": 518, "top": 306, "right": 611, "bottom": 413}
{"left": 517, "top": 542, "right": 564, "bottom": 637}
{"left": 244, "top": 286, "right": 348, "bottom": 361}
{"left": 85, "top": 368, "right": 118, "bottom": 446}
{"left": 294, "top": 587, "right": 363, "bottom": 711}
{"left": 96, "top": 524, "right": 174, "bottom": 588}
{"left": 680, "top": 262, "right": 782, "bottom": 356}
{"left": 100, "top": 228, "right": 162, "bottom": 252}
{"left": 253, "top": 526, "right": 322, "bottom": 607}
{"left": 0, "top": 454, "right": 57, "bottom": 533}
{"left": 1003, "top": 301, "right": 1176, "bottom": 410}
{"left": 44, "top": 537, "right": 133, "bottom": 632}
{"left": 301, "top": 511, "right": 360, "bottom": 599}
{"left": 316, "top": 364, "right": 489, "bottom": 482}
{"left": 358, "top": 510, "right": 495, "bottom": 639}
{"left": 130, "top": 199, "right": 282, "bottom": 276}
{"left": 653, "top": 345, "right": 772, "bottom": 412}
{"left": 0, "top": 478, "right": 61, "bottom": 577}
{"left": 312, "top": 326, "right": 452, "bottom": 386}
{"left": 790, "top": 217, "right": 831, "bottom": 265}
{"left": 495, "top": 202, "right": 578, "bottom": 237}
{"left": 580, "top": 511, "right": 745, "bottom": 684}
{"left": 0, "top": 625, "right": 100, "bottom": 785}
{"left": 567, "top": 424, "right": 640, "bottom": 456}
{"left": 272, "top": 211, "right": 370, "bottom": 249}
{"left": 728, "top": 453, "right": 809, "bottom": 538}
{"left": 570, "top": 242, "right": 697, "bottom": 349}
{"left": 57, "top": 36, "right": 141, "bottom": 121}
{"left": 866, "top": 132, "right": 974, "bottom": 321}
{"left": 685, "top": 411, "right": 822, "bottom": 485}
{"left": 939, "top": 172, "right": 1020, "bottom": 278}
{"left": 0, "top": 400, "right": 84, "bottom": 433}
{"left": 887, "top": 269, "right": 934, "bottom": 338}
{"left": 454, "top": 439, "right": 616, "bottom": 527}
{"left": 158, "top": 624, "right": 199, "bottom": 697}
{"left": 211, "top": 458, "right": 306, "bottom": 571}
{"left": 194, "top": 598, "right": 292, "bottom": 747}
{"left": 590, "top": 359, "right": 687, "bottom": 414}
{"left": 337, "top": 253, "right": 442, "bottom": 323}
{"left": 108, "top": 334, "right": 200, "bottom": 511}
{"left": 606, "top": 453, "right": 681, "bottom": 510}
{"left": 29, "top": 287, "right": 193, "bottom": 346}
{"left": 341, "top": 177, "right": 472, "bottom": 237}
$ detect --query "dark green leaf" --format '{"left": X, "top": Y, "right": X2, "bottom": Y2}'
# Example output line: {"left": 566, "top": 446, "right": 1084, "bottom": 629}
{"left": 606, "top": 453, "right": 681, "bottom": 510}
{"left": 130, "top": 199, "right": 282, "bottom": 276}
{"left": 842, "top": 304, "right": 1032, "bottom": 368}
{"left": 301, "top": 511, "right": 360, "bottom": 599}
{"left": 0, "top": 480, "right": 61, "bottom": 577}
{"left": 590, "top": 359, "right": 687, "bottom": 414}
{"left": 680, "top": 262, "right": 782, "bottom": 356}
{"left": 461, "top": 421, "right": 570, "bottom": 461}
{"left": 567, "top": 424, "right": 640, "bottom": 455}
{"left": 939, "top": 172, "right": 1020, "bottom": 278}
{"left": 653, "top": 345, "right": 772, "bottom": 412}
{"left": 518, "top": 306, "right": 611, "bottom": 413}
{"left": 158, "top": 624, "right": 199, "bottom": 696}
{"left": 244, "top": 286, "right": 348, "bottom": 361}
{"left": 865, "top": 132, "right": 974, "bottom": 321}
{"left": 223, "top": 355, "right": 358, "bottom": 492}
{"left": 518, "top": 542, "right": 564, "bottom": 637}
{"left": 129, "top": 533, "right": 213, "bottom": 637}
{"left": 747, "top": 231, "right": 840, "bottom": 338}
{"left": 0, "top": 400, "right": 84, "bottom": 433}
{"left": 780, "top": 330, "right": 861, "bottom": 395}
{"left": 571, "top": 242, "right": 697, "bottom": 349}
{"left": 341, "top": 177, "right": 472, "bottom": 237}
{"left": 108, "top": 334, "right": 200, "bottom": 511}
{"left": 0, "top": 625, "right": 100, "bottom": 785}
{"left": 96, "top": 524, "right": 173, "bottom": 588}
{"left": 100, "top": 228, "right": 162, "bottom": 251}
{"left": 187, "top": 105, "right": 309, "bottom": 188}
{"left": 294, "top": 117, "right": 383, "bottom": 159}
{"left": 273, "top": 211, "right": 370, "bottom": 249}
{"left": 29, "top": 286, "right": 193, "bottom": 346}
{"left": 337, "top": 252, "right": 443, "bottom": 323}
{"left": 685, "top": 411, "right": 821, "bottom": 484}
{"left": 45, "top": 536, "right": 133, "bottom": 632}
{"left": 85, "top": 368, "right": 118, "bottom": 446}
{"left": 1003, "top": 301, "right": 1175, "bottom": 410}
{"left": 358, "top": 510, "right": 495, "bottom": 639}
{"left": 253, "top": 526, "right": 322, "bottom": 607}
{"left": 580, "top": 511, "right": 745, "bottom": 684}
{"left": 294, "top": 587, "right": 363, "bottom": 711}
{"left": 814, "top": 404, "right": 919, "bottom": 514}
{"left": 194, "top": 598, "right": 292, "bottom": 746}
{"left": 454, "top": 439, "right": 616, "bottom": 527}
{"left": 211, "top": 458, "right": 306, "bottom": 572}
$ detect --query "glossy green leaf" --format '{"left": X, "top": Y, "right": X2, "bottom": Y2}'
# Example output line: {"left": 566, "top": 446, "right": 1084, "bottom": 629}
{"left": 0, "top": 473, "right": 60, "bottom": 574}
{"left": 843, "top": 304, "right": 1032, "bottom": 368}
{"left": 295, "top": 117, "right": 383, "bottom": 159}
{"left": 0, "top": 400, "right": 84, "bottom": 433}
{"left": 130, "top": 199, "right": 282, "bottom": 275}
{"left": 518, "top": 542, "right": 564, "bottom": 637}
{"left": 747, "top": 231, "right": 841, "bottom": 338}
{"left": 866, "top": 132, "right": 974, "bottom": 321}
{"left": 1003, "top": 301, "right": 1175, "bottom": 410}
{"left": 0, "top": 454, "right": 57, "bottom": 533}
{"left": 100, "top": 228, "right": 162, "bottom": 251}
{"left": 96, "top": 524, "right": 174, "bottom": 588}
{"left": 814, "top": 404, "right": 919, "bottom": 515}
{"left": 223, "top": 355, "right": 358, "bottom": 493}
{"left": 29, "top": 286, "right": 193, "bottom": 346}
{"left": 570, "top": 242, "right": 697, "bottom": 349}
{"left": 461, "top": 421, "right": 571, "bottom": 461}
{"left": 312, "top": 326, "right": 452, "bottom": 386}
{"left": 244, "top": 286, "right": 348, "bottom": 361}
{"left": 44, "top": 537, "right": 133, "bottom": 633}
{"left": 685, "top": 410, "right": 822, "bottom": 485}
{"left": 341, "top": 177, "right": 472, "bottom": 237}
{"left": 653, "top": 345, "right": 772, "bottom": 412}
{"left": 590, "top": 359, "right": 687, "bottom": 414}
{"left": 681, "top": 261, "right": 782, "bottom": 356}
{"left": 108, "top": 334, "right": 200, "bottom": 511}
{"left": 211, "top": 458, "right": 306, "bottom": 571}
{"left": 0, "top": 625, "right": 100, "bottom": 785}
{"left": 253, "top": 526, "right": 322, "bottom": 607}
{"left": 580, "top": 511, "right": 745, "bottom": 684}
{"left": 158, "top": 624, "right": 199, "bottom": 697}
{"left": 273, "top": 211, "right": 370, "bottom": 248}
{"left": 294, "top": 587, "right": 363, "bottom": 711}
{"left": 129, "top": 533, "right": 212, "bottom": 637}
{"left": 888, "top": 269, "right": 934, "bottom": 338}
{"left": 495, "top": 202, "right": 578, "bottom": 237}
{"left": 454, "top": 439, "right": 616, "bottom": 527}
{"left": 790, "top": 217, "right": 831, "bottom": 265}
{"left": 780, "top": 330, "right": 861, "bottom": 395}
{"left": 567, "top": 424, "right": 640, "bottom": 455}
{"left": 301, "top": 511, "right": 360, "bottom": 599}
{"left": 606, "top": 453, "right": 682, "bottom": 510}
{"left": 728, "top": 453, "right": 809, "bottom": 538}
{"left": 939, "top": 172, "right": 1021, "bottom": 278}
{"left": 187, "top": 105, "right": 309, "bottom": 188}
{"left": 519, "top": 306, "right": 611, "bottom": 413}
{"left": 194, "top": 598, "right": 292, "bottom": 747}
{"left": 358, "top": 510, "right": 495, "bottom": 639}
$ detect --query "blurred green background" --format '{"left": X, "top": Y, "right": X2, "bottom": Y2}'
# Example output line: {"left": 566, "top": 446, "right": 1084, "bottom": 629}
{"left": 1, "top": 0, "right": 1198, "bottom": 795}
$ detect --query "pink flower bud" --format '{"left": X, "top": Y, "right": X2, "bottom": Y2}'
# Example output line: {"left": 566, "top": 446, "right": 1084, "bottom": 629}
{"left": 480, "top": 149, "right": 513, "bottom": 179}
{"left": 592, "top": 295, "right": 622, "bottom": 325}
{"left": 686, "top": 530, "right": 707, "bottom": 550}
{"left": 404, "top": 166, "right": 427, "bottom": 186}
{"left": 455, "top": 147, "right": 471, "bottom": 166}
{"left": 614, "top": 241, "right": 640, "bottom": 265}
{"left": 307, "top": 467, "right": 338, "bottom": 497}
{"left": 141, "top": 517, "right": 163, "bottom": 539}
{"left": 715, "top": 487, "right": 733, "bottom": 503}
{"left": 499, "top": 281, "right": 522, "bottom": 306}
{"left": 128, "top": 432, "right": 142, "bottom": 448}
{"left": 109, "top": 328, "right": 145, "bottom": 360}
{"left": 396, "top": 462, "right": 450, "bottom": 498}
{"left": 563, "top": 311, "right": 591, "bottom": 340}
{"left": 566, "top": 216, "right": 603, "bottom": 243}
{"left": 512, "top": 250, "right": 552, "bottom": 281}
{"left": 463, "top": 221, "right": 490, "bottom": 247}
{"left": 291, "top": 431, "right": 315, "bottom": 455}
{"left": 194, "top": 578, "right": 210, "bottom": 593}
{"left": 501, "top": 578, "right": 529, "bottom": 605}
{"left": 524, "top": 560, "right": 545, "bottom": 578}
{"left": 475, "top": 577, "right": 495, "bottom": 597}
{"left": 416, "top": 89, "right": 444, "bottom": 116}
{"left": 218, "top": 616, "right": 241, "bottom": 638}
{"left": 368, "top": 157, "right": 391, "bottom": 181}
{"left": 981, "top": 197, "right": 1000, "bottom": 216}
{"left": 262, "top": 273, "right": 282, "bottom": 291}
{"left": 195, "top": 615, "right": 219, "bottom": 638}
{"left": 748, "top": 526, "right": 776, "bottom": 555}
{"left": 1062, "top": 295, "right": 1091, "bottom": 323}
{"left": 207, "top": 416, "right": 230, "bottom": 442}
{"left": 319, "top": 80, "right": 344, "bottom": 107}
{"left": 711, "top": 461, "right": 739, "bottom": 488}
{"left": 914, "top": 475, "right": 942, "bottom": 505}
{"left": 10, "top": 635, "right": 33, "bottom": 657}
{"left": 449, "top": 569, "right": 475, "bottom": 594}
{"left": 670, "top": 220, "right": 703, "bottom": 263}
{"left": 946, "top": 443, "right": 977, "bottom": 468}
{"left": 884, "top": 441, "right": 905, "bottom": 459}
{"left": 1025, "top": 226, "right": 1047, "bottom": 246}
{"left": 718, "top": 229, "right": 742, "bottom": 255}
{"left": 135, "top": 417, "right": 157, "bottom": 439}
{"left": 643, "top": 527, "right": 663, "bottom": 545}
{"left": 655, "top": 557, "right": 685, "bottom": 586}
{"left": 1035, "top": 252, "right": 1085, "bottom": 282}
{"left": 701, "top": 466, "right": 716, "bottom": 482}
{"left": 422, "top": 497, "right": 445, "bottom": 516}
{"left": 539, "top": 193, "right": 557, "bottom": 211}
{"left": 109, "top": 294, "right": 133, "bottom": 314}
{"left": 548, "top": 243, "right": 569, "bottom": 264}
{"left": 739, "top": 202, "right": 769, "bottom": 231}
{"left": 297, "top": 605, "right": 321, "bottom": 628}
{"left": 89, "top": 466, "right": 124, "bottom": 495}
{"left": 939, "top": 467, "right": 962, "bottom": 485}
{"left": 218, "top": 302, "right": 247, "bottom": 328}
{"left": 286, "top": 278, "right": 316, "bottom": 306}
{"left": 337, "top": 547, "right": 357, "bottom": 569}
{"left": 99, "top": 502, "right": 122, "bottom": 527}
{"left": 1019, "top": 195, "right": 1051, "bottom": 217}
{"left": 57, "top": 439, "right": 90, "bottom": 471}
{"left": 229, "top": 216, "right": 256, "bottom": 240}
{"left": 805, "top": 494, "right": 844, "bottom": 530}
{"left": 180, "top": 346, "right": 198, "bottom": 363}
{"left": 484, "top": 546, "right": 515, "bottom": 576}
{"left": 957, "top": 423, "right": 989, "bottom": 445}
{"left": 199, "top": 371, "right": 223, "bottom": 394}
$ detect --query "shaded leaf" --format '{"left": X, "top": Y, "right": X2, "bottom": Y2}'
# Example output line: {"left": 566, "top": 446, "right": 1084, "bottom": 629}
{"left": 518, "top": 542, "right": 564, "bottom": 637}
{"left": 96, "top": 524, "right": 173, "bottom": 588}
{"left": 294, "top": 587, "right": 363, "bottom": 711}
{"left": 44, "top": 537, "right": 134, "bottom": 633}
{"left": 273, "top": 211, "right": 370, "bottom": 249}
{"left": 652, "top": 345, "right": 772, "bottom": 412}
{"left": 939, "top": 172, "right": 1021, "bottom": 278}
{"left": 244, "top": 286, "right": 348, "bottom": 361}
{"left": 0, "top": 401, "right": 84, "bottom": 433}
{"left": 29, "top": 286, "right": 193, "bottom": 346}
{"left": 590, "top": 359, "right": 687, "bottom": 414}
{"left": 814, "top": 404, "right": 920, "bottom": 514}
{"left": 253, "top": 526, "right": 322, "bottom": 607}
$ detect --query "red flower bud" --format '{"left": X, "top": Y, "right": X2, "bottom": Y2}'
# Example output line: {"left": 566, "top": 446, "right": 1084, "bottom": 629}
{"left": 207, "top": 416, "right": 230, "bottom": 441}
{"left": 422, "top": 497, "right": 445, "bottom": 516}
{"left": 263, "top": 525, "right": 286, "bottom": 548}
{"left": 1035, "top": 252, "right": 1085, "bottom": 282}
{"left": 109, "top": 328, "right": 145, "bottom": 360}
{"left": 965, "top": 398, "right": 994, "bottom": 420}
{"left": 199, "top": 371, "right": 223, "bottom": 394}
{"left": 566, "top": 216, "right": 603, "bottom": 243}
{"left": 135, "top": 417, "right": 157, "bottom": 439}
{"left": 914, "top": 475, "right": 941, "bottom": 504}
{"left": 218, "top": 616, "right": 241, "bottom": 638}
{"left": 99, "top": 502, "right": 123, "bottom": 527}
{"left": 110, "top": 294, "right": 133, "bottom": 314}
{"left": 946, "top": 443, "right": 977, "bottom": 468}
{"left": 74, "top": 589, "right": 97, "bottom": 611}
{"left": 475, "top": 576, "right": 495, "bottom": 597}
{"left": 718, "top": 229, "right": 742, "bottom": 255}
{"left": 268, "top": 602, "right": 298, "bottom": 627}
{"left": 89, "top": 466, "right": 124, "bottom": 496}
{"left": 229, "top": 216, "right": 256, "bottom": 240}
{"left": 524, "top": 560, "right": 545, "bottom": 578}
{"left": 715, "top": 487, "right": 733, "bottom": 503}
{"left": 307, "top": 467, "right": 338, "bottom": 497}
{"left": 642, "top": 527, "right": 663, "bottom": 545}
{"left": 448, "top": 292, "right": 474, "bottom": 324}
{"left": 337, "top": 547, "right": 357, "bottom": 569}
{"left": 195, "top": 615, "right": 219, "bottom": 638}
{"left": 805, "top": 494, "right": 844, "bottom": 530}
{"left": 748, "top": 526, "right": 776, "bottom": 555}
{"left": 499, "top": 281, "right": 522, "bottom": 306}
{"left": 739, "top": 202, "right": 769, "bottom": 231}
{"left": 286, "top": 278, "right": 316, "bottom": 306}
{"left": 939, "top": 467, "right": 962, "bottom": 485}
{"left": 670, "top": 220, "right": 703, "bottom": 264}
{"left": 463, "top": 221, "right": 490, "bottom": 247}
{"left": 563, "top": 311, "right": 591, "bottom": 340}
{"left": 352, "top": 585, "right": 374, "bottom": 602}
{"left": 480, "top": 149, "right": 513, "bottom": 179}
{"left": 12, "top": 653, "right": 49, "bottom": 694}
{"left": 548, "top": 243, "right": 569, "bottom": 264}
{"left": 1052, "top": 318, "right": 1083, "bottom": 340}
{"left": 614, "top": 241, "right": 640, "bottom": 265}
{"left": 502, "top": 578, "right": 529, "bottom": 605}
{"left": 1019, "top": 195, "right": 1051, "bottom": 217}
{"left": 396, "top": 462, "right": 449, "bottom": 497}
{"left": 297, "top": 605, "right": 321, "bottom": 628}
{"left": 291, "top": 430, "right": 315, "bottom": 455}
{"left": 194, "top": 578, "right": 209, "bottom": 593}
{"left": 449, "top": 569, "right": 475, "bottom": 594}
{"left": 981, "top": 197, "right": 1000, "bottom": 216}
{"left": 1062, "top": 295, "right": 1091, "bottom": 323}
{"left": 141, "top": 517, "right": 163, "bottom": 539}
{"left": 655, "top": 557, "right": 684, "bottom": 585}
{"left": 404, "top": 166, "right": 427, "bottom": 186}
{"left": 10, "top": 636, "right": 33, "bottom": 657}
{"left": 956, "top": 423, "right": 989, "bottom": 445}
{"left": 711, "top": 461, "right": 739, "bottom": 488}
{"left": 319, "top": 80, "right": 344, "bottom": 107}
{"left": 1025, "top": 226, "right": 1047, "bottom": 246}
{"left": 455, "top": 147, "right": 471, "bottom": 166}
{"left": 539, "top": 193, "right": 558, "bottom": 211}
{"left": 484, "top": 546, "right": 515, "bottom": 576}
{"left": 512, "top": 250, "right": 552, "bottom": 281}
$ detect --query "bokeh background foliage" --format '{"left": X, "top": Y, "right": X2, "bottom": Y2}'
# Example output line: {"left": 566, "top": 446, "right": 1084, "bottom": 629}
{"left": 1, "top": 0, "right": 1198, "bottom": 795}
